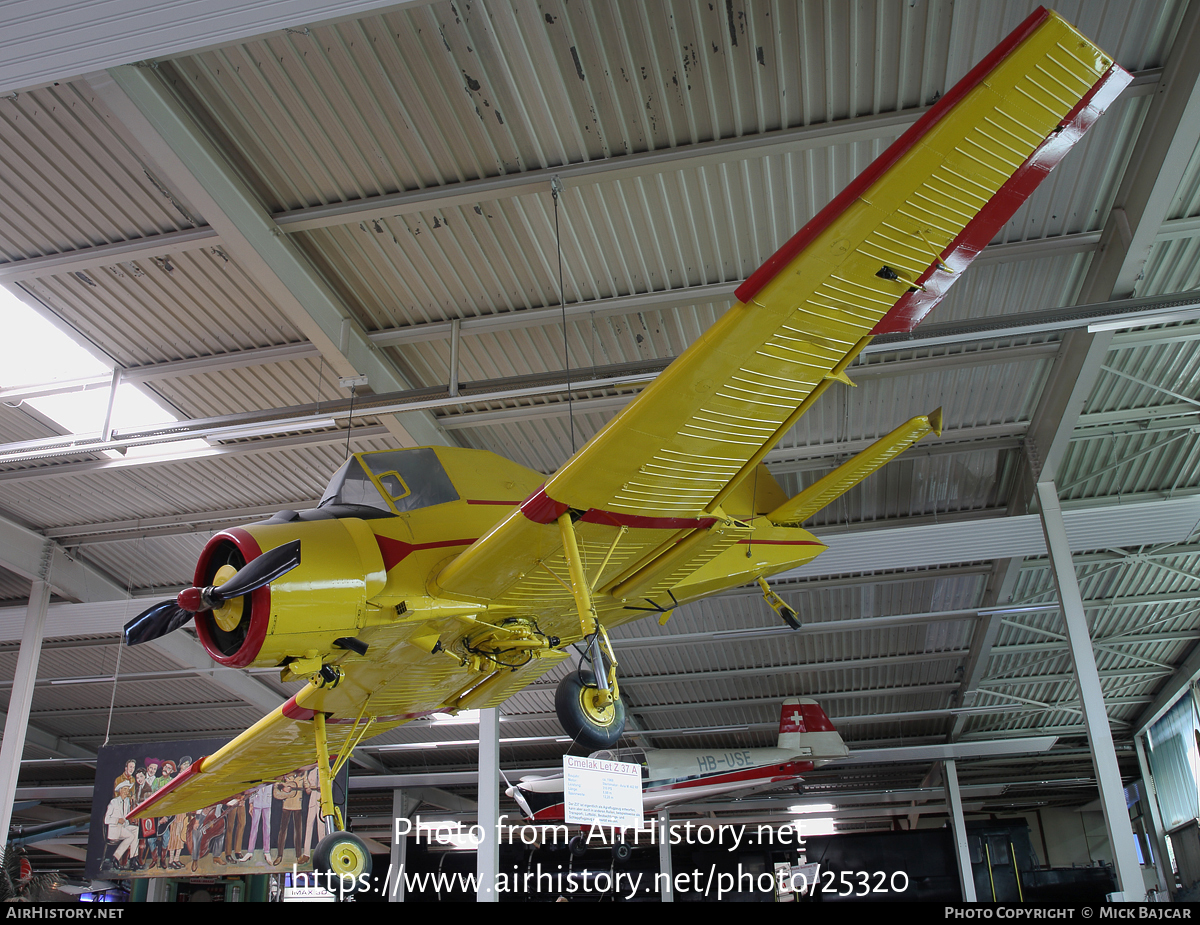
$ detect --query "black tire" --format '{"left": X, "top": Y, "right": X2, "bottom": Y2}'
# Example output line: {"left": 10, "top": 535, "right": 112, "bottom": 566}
{"left": 555, "top": 669, "right": 626, "bottom": 750}
{"left": 314, "top": 831, "right": 372, "bottom": 899}
{"left": 569, "top": 835, "right": 587, "bottom": 857}
{"left": 612, "top": 840, "right": 632, "bottom": 862}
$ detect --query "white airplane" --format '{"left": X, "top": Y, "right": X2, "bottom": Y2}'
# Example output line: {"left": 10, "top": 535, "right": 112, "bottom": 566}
{"left": 508, "top": 699, "right": 848, "bottom": 821}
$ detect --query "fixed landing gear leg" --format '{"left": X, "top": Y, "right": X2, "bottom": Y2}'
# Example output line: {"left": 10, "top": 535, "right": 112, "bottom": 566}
{"left": 556, "top": 513, "right": 627, "bottom": 749}
{"left": 311, "top": 711, "right": 373, "bottom": 898}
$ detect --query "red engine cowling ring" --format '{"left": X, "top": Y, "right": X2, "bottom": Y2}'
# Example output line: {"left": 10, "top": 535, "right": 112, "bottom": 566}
{"left": 193, "top": 528, "right": 270, "bottom": 668}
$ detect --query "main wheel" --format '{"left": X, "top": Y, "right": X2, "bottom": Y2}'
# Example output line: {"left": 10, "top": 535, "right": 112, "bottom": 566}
{"left": 555, "top": 669, "right": 626, "bottom": 750}
{"left": 314, "top": 831, "right": 372, "bottom": 898}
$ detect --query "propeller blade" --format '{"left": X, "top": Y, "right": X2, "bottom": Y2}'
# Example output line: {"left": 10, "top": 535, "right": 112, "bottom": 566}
{"left": 212, "top": 540, "right": 301, "bottom": 601}
{"left": 123, "top": 600, "right": 194, "bottom": 646}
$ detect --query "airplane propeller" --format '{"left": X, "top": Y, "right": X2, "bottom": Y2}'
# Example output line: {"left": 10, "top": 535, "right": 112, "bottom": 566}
{"left": 123, "top": 540, "right": 301, "bottom": 646}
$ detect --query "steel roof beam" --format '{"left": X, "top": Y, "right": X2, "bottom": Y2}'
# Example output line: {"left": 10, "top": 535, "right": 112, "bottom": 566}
{"left": 0, "top": 425, "right": 391, "bottom": 484}
{"left": 981, "top": 669, "right": 1170, "bottom": 688}
{"left": 0, "top": 341, "right": 1050, "bottom": 468}
{"left": 780, "top": 495, "right": 1200, "bottom": 582}
{"left": 0, "top": 711, "right": 92, "bottom": 762}
{"left": 1019, "top": 3, "right": 1200, "bottom": 504}
{"left": 144, "top": 631, "right": 288, "bottom": 714}
{"left": 0, "top": 227, "right": 222, "bottom": 283}
{"left": 1021, "top": 1, "right": 1200, "bottom": 489}
{"left": 0, "top": 0, "right": 436, "bottom": 96}
{"left": 1133, "top": 640, "right": 1200, "bottom": 735}
{"left": 950, "top": 558, "right": 1023, "bottom": 742}
{"left": 0, "top": 342, "right": 321, "bottom": 404}
{"left": 87, "top": 64, "right": 450, "bottom": 449}
{"left": 0, "top": 72, "right": 1161, "bottom": 286}
{"left": 43, "top": 501, "right": 321, "bottom": 544}
{"left": 3, "top": 263, "right": 1198, "bottom": 417}
{"left": 1081, "top": 10, "right": 1200, "bottom": 304}
{"left": 0, "top": 513, "right": 127, "bottom": 603}
{"left": 8, "top": 290, "right": 1195, "bottom": 472}
{"left": 270, "top": 70, "right": 1158, "bottom": 232}
{"left": 624, "top": 684, "right": 962, "bottom": 713}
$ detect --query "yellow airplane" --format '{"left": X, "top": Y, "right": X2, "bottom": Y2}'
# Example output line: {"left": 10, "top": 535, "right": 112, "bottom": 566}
{"left": 123, "top": 7, "right": 1128, "bottom": 885}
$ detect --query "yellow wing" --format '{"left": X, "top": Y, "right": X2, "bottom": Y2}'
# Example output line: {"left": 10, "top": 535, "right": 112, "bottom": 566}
{"left": 131, "top": 643, "right": 570, "bottom": 817}
{"left": 434, "top": 8, "right": 1128, "bottom": 611}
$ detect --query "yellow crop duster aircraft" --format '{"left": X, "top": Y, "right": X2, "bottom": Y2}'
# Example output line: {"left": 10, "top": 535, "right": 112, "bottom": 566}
{"left": 124, "top": 7, "right": 1128, "bottom": 884}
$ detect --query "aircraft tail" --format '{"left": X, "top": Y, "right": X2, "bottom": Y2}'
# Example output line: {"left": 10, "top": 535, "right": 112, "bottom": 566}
{"left": 778, "top": 699, "right": 849, "bottom": 764}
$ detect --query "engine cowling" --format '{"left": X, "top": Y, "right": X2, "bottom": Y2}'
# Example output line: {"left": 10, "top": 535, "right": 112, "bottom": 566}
{"left": 193, "top": 518, "right": 387, "bottom": 668}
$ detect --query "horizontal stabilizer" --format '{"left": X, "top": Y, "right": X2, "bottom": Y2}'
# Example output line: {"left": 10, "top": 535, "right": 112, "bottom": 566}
{"left": 768, "top": 409, "right": 943, "bottom": 526}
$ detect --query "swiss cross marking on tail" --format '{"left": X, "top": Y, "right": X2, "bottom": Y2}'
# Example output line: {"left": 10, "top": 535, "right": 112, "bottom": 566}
{"left": 779, "top": 706, "right": 806, "bottom": 734}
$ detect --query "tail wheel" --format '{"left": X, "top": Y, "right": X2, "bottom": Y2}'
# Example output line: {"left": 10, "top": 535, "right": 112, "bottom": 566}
{"left": 555, "top": 669, "right": 626, "bottom": 750}
{"left": 314, "top": 831, "right": 372, "bottom": 898}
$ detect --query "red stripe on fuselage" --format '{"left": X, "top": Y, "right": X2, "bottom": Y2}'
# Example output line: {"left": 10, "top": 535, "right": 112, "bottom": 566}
{"left": 520, "top": 487, "right": 570, "bottom": 524}
{"left": 374, "top": 535, "right": 477, "bottom": 572}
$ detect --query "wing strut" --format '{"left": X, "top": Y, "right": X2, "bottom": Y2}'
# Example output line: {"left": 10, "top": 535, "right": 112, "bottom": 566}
{"left": 557, "top": 512, "right": 620, "bottom": 707}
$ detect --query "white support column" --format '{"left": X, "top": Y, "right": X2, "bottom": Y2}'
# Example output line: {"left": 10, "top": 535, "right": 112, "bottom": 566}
{"left": 944, "top": 759, "right": 976, "bottom": 902}
{"left": 658, "top": 809, "right": 673, "bottom": 902}
{"left": 448, "top": 318, "right": 461, "bottom": 398}
{"left": 99, "top": 368, "right": 121, "bottom": 443}
{"left": 389, "top": 789, "right": 418, "bottom": 903}
{"left": 1036, "top": 480, "right": 1145, "bottom": 900}
{"left": 145, "top": 877, "right": 171, "bottom": 902}
{"left": 475, "top": 708, "right": 500, "bottom": 902}
{"left": 1134, "top": 734, "right": 1174, "bottom": 899}
{"left": 0, "top": 577, "right": 52, "bottom": 841}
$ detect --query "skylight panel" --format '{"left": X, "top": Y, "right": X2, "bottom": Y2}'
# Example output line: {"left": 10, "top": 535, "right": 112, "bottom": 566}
{"left": 0, "top": 284, "right": 206, "bottom": 457}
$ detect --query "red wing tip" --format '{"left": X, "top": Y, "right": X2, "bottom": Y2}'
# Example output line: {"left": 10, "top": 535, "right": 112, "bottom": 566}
{"left": 282, "top": 695, "right": 317, "bottom": 721}
{"left": 732, "top": 5, "right": 1083, "bottom": 308}
{"left": 129, "top": 756, "right": 206, "bottom": 817}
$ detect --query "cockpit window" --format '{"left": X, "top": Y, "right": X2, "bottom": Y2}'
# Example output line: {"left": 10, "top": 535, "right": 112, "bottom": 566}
{"left": 589, "top": 748, "right": 647, "bottom": 766}
{"left": 320, "top": 449, "right": 460, "bottom": 514}
{"left": 614, "top": 748, "right": 647, "bottom": 765}
{"left": 319, "top": 458, "right": 390, "bottom": 511}
{"left": 360, "top": 448, "right": 460, "bottom": 512}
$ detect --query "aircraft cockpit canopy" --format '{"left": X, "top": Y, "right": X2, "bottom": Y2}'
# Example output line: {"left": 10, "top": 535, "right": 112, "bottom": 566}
{"left": 320, "top": 448, "right": 460, "bottom": 514}
{"left": 591, "top": 747, "right": 649, "bottom": 775}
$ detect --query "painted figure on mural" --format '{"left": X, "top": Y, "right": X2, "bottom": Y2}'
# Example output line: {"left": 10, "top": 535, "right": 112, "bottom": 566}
{"left": 102, "top": 779, "right": 139, "bottom": 872}
{"left": 273, "top": 769, "right": 305, "bottom": 867}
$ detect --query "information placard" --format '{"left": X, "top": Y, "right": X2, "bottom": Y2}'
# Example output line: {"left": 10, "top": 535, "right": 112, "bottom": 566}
{"left": 563, "top": 755, "right": 643, "bottom": 828}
